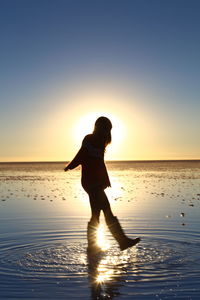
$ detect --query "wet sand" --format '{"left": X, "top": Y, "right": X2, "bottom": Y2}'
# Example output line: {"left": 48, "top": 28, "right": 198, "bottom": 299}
{"left": 0, "top": 161, "right": 200, "bottom": 299}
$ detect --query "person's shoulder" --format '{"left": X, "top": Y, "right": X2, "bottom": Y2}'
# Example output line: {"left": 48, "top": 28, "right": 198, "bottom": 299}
{"left": 83, "top": 134, "right": 92, "bottom": 142}
{"left": 82, "top": 134, "right": 93, "bottom": 145}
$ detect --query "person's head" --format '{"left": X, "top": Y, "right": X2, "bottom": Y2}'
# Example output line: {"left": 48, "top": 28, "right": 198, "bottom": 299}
{"left": 93, "top": 116, "right": 112, "bottom": 149}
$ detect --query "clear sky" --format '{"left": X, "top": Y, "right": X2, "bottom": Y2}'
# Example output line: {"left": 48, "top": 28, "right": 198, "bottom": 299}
{"left": 0, "top": 0, "right": 200, "bottom": 162}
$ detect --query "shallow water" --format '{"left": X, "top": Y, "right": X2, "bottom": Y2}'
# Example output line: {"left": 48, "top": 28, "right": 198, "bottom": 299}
{"left": 0, "top": 161, "right": 200, "bottom": 299}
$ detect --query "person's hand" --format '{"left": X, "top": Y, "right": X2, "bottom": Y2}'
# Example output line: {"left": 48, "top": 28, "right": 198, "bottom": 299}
{"left": 64, "top": 166, "right": 69, "bottom": 172}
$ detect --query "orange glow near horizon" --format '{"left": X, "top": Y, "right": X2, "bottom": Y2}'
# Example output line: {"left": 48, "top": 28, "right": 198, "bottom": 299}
{"left": 53, "top": 86, "right": 158, "bottom": 161}
{"left": 1, "top": 82, "right": 199, "bottom": 163}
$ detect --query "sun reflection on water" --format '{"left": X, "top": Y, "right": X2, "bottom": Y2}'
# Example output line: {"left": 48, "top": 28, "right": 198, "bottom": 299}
{"left": 96, "top": 268, "right": 114, "bottom": 283}
{"left": 96, "top": 224, "right": 110, "bottom": 251}
{"left": 95, "top": 246, "right": 139, "bottom": 283}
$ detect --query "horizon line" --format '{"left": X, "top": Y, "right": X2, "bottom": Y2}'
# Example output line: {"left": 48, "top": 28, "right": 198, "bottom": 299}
{"left": 0, "top": 159, "right": 200, "bottom": 164}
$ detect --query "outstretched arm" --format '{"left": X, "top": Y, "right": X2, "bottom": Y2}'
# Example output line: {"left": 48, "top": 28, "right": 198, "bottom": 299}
{"left": 64, "top": 147, "right": 84, "bottom": 171}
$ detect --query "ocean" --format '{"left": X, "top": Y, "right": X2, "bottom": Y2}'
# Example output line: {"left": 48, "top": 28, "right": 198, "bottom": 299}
{"left": 0, "top": 161, "right": 200, "bottom": 299}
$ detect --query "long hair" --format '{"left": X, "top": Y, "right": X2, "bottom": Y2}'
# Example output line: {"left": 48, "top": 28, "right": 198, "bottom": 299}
{"left": 93, "top": 116, "right": 112, "bottom": 150}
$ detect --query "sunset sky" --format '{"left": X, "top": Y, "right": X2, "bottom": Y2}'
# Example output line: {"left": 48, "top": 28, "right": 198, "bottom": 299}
{"left": 0, "top": 0, "right": 200, "bottom": 162}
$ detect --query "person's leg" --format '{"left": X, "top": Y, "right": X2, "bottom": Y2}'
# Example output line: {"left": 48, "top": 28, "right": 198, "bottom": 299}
{"left": 97, "top": 189, "right": 141, "bottom": 250}
{"left": 87, "top": 190, "right": 101, "bottom": 252}
{"left": 95, "top": 189, "right": 115, "bottom": 224}
{"left": 88, "top": 191, "right": 101, "bottom": 225}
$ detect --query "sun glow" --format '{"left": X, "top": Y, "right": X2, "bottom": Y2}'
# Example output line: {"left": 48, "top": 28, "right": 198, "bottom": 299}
{"left": 96, "top": 269, "right": 114, "bottom": 283}
{"left": 73, "top": 112, "right": 126, "bottom": 160}
{"left": 97, "top": 224, "right": 110, "bottom": 250}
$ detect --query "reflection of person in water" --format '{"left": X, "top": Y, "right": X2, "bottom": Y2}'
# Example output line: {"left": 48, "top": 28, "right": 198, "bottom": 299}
{"left": 87, "top": 251, "right": 122, "bottom": 300}
{"left": 64, "top": 116, "right": 140, "bottom": 252}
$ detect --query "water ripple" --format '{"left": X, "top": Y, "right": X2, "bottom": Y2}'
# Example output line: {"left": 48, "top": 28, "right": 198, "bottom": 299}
{"left": 0, "top": 227, "right": 200, "bottom": 299}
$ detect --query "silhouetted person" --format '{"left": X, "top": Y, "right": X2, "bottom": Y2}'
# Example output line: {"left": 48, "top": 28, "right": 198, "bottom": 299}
{"left": 64, "top": 116, "right": 140, "bottom": 253}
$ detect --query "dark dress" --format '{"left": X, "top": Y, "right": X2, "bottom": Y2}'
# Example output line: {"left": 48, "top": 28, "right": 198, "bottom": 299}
{"left": 67, "top": 134, "right": 111, "bottom": 192}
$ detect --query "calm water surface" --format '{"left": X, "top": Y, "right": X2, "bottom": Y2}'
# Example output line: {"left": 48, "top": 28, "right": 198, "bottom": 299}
{"left": 0, "top": 161, "right": 200, "bottom": 299}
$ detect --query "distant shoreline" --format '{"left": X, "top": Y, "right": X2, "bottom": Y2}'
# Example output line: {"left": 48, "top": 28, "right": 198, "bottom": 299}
{"left": 0, "top": 159, "right": 200, "bottom": 164}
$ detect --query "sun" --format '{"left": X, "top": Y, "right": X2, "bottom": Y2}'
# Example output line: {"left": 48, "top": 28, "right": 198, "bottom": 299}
{"left": 72, "top": 112, "right": 126, "bottom": 159}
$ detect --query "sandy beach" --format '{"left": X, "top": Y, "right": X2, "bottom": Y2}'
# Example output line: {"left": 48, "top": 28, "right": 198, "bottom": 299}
{"left": 0, "top": 161, "right": 200, "bottom": 299}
